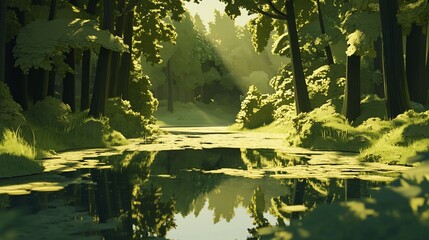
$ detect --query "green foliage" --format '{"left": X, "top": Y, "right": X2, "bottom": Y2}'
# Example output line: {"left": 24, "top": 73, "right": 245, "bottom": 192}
{"left": 105, "top": 98, "right": 156, "bottom": 138}
{"left": 283, "top": 102, "right": 371, "bottom": 151}
{"left": 305, "top": 64, "right": 345, "bottom": 109}
{"left": 132, "top": 186, "right": 176, "bottom": 238}
{"left": 248, "top": 14, "right": 274, "bottom": 53}
{"left": 0, "top": 128, "right": 36, "bottom": 160}
{"left": 25, "top": 97, "right": 72, "bottom": 131}
{"left": 236, "top": 86, "right": 275, "bottom": 129}
{"left": 14, "top": 18, "right": 127, "bottom": 73}
{"left": 360, "top": 110, "right": 429, "bottom": 164}
{"left": 128, "top": 75, "right": 159, "bottom": 120}
{"left": 0, "top": 82, "right": 26, "bottom": 131}
{"left": 398, "top": 0, "right": 429, "bottom": 34}
{"left": 258, "top": 157, "right": 429, "bottom": 240}
{"left": 341, "top": 11, "right": 381, "bottom": 57}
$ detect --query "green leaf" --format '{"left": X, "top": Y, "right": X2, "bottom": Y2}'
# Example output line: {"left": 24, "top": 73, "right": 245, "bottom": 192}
{"left": 13, "top": 18, "right": 127, "bottom": 73}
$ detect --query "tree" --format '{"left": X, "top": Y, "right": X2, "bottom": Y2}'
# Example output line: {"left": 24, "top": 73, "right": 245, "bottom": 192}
{"left": 81, "top": 0, "right": 99, "bottom": 111}
{"left": 89, "top": 0, "right": 114, "bottom": 117}
{"left": 379, "top": 0, "right": 410, "bottom": 119}
{"left": 397, "top": 0, "right": 429, "bottom": 105}
{"left": 219, "top": 0, "right": 311, "bottom": 114}
{"left": 0, "top": 0, "right": 6, "bottom": 83}
{"left": 315, "top": 0, "right": 334, "bottom": 65}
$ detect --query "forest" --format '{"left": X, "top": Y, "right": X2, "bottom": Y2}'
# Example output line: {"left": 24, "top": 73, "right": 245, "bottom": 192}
{"left": 0, "top": 0, "right": 429, "bottom": 239}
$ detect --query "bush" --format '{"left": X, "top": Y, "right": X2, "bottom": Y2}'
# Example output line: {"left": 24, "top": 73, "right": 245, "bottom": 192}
{"left": 128, "top": 75, "right": 159, "bottom": 120}
{"left": 0, "top": 82, "right": 26, "bottom": 131}
{"left": 284, "top": 102, "right": 371, "bottom": 152}
{"left": 105, "top": 98, "right": 156, "bottom": 138}
{"left": 235, "top": 86, "right": 275, "bottom": 129}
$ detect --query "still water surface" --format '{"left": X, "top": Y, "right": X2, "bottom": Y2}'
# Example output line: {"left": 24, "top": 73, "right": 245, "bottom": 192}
{"left": 0, "top": 148, "right": 408, "bottom": 239}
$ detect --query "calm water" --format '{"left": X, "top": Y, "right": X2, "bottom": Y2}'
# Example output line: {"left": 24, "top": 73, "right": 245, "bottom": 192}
{"left": 0, "top": 148, "right": 401, "bottom": 240}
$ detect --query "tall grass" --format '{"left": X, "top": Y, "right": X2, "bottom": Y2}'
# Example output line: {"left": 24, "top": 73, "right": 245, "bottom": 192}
{"left": 0, "top": 128, "right": 36, "bottom": 160}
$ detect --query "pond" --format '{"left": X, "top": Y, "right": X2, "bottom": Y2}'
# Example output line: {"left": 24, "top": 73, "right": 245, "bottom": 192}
{"left": 0, "top": 146, "right": 411, "bottom": 240}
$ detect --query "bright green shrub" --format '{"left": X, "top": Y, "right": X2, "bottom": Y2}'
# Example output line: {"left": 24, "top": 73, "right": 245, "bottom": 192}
{"left": 128, "top": 75, "right": 159, "bottom": 120}
{"left": 0, "top": 82, "right": 26, "bottom": 131}
{"left": 235, "top": 86, "right": 275, "bottom": 129}
{"left": 105, "top": 98, "right": 156, "bottom": 138}
{"left": 285, "top": 103, "right": 371, "bottom": 152}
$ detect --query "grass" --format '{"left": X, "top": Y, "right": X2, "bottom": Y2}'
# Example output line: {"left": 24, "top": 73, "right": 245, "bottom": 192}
{"left": 0, "top": 128, "right": 43, "bottom": 178}
{"left": 0, "top": 128, "right": 36, "bottom": 160}
{"left": 154, "top": 100, "right": 238, "bottom": 126}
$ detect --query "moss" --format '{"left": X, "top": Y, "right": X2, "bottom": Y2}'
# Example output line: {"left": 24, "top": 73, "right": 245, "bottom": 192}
{"left": 283, "top": 103, "right": 371, "bottom": 152}
{"left": 360, "top": 110, "right": 429, "bottom": 164}
{"left": 0, "top": 154, "right": 43, "bottom": 178}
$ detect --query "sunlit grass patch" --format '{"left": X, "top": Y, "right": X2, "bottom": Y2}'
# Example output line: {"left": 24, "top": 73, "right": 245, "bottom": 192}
{"left": 0, "top": 128, "right": 36, "bottom": 159}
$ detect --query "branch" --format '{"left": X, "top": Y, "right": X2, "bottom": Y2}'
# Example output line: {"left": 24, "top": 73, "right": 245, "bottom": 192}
{"left": 266, "top": 0, "right": 288, "bottom": 18}
{"left": 253, "top": 2, "right": 287, "bottom": 20}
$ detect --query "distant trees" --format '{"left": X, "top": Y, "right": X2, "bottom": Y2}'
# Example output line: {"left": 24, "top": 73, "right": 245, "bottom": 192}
{"left": 2, "top": 0, "right": 196, "bottom": 119}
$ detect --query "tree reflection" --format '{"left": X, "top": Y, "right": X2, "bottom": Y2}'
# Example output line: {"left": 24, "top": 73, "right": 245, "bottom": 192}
{"left": 247, "top": 186, "right": 269, "bottom": 239}
{"left": 131, "top": 186, "right": 176, "bottom": 239}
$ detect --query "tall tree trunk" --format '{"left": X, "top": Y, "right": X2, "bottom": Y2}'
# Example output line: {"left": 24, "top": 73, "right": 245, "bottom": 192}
{"left": 406, "top": 23, "right": 427, "bottom": 105}
{"left": 81, "top": 50, "right": 91, "bottom": 110}
{"left": 47, "top": 0, "right": 58, "bottom": 97}
{"left": 63, "top": 49, "right": 76, "bottom": 111}
{"left": 0, "top": 0, "right": 6, "bottom": 83}
{"left": 5, "top": 9, "right": 27, "bottom": 109}
{"left": 19, "top": 74, "right": 29, "bottom": 110}
{"left": 342, "top": 54, "right": 361, "bottom": 121}
{"left": 80, "top": 0, "right": 99, "bottom": 111}
{"left": 33, "top": 69, "right": 49, "bottom": 102}
{"left": 379, "top": 0, "right": 410, "bottom": 119}
{"left": 373, "top": 36, "right": 384, "bottom": 98}
{"left": 285, "top": 0, "right": 311, "bottom": 114}
{"left": 108, "top": 0, "right": 125, "bottom": 98}
{"left": 167, "top": 60, "right": 174, "bottom": 113}
{"left": 316, "top": 0, "right": 334, "bottom": 65}
{"left": 118, "top": 8, "right": 134, "bottom": 99}
{"left": 89, "top": 0, "right": 113, "bottom": 117}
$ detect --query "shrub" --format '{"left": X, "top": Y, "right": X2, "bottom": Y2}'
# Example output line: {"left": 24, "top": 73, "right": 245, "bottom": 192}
{"left": 235, "top": 86, "right": 275, "bottom": 129}
{"left": 105, "top": 98, "right": 156, "bottom": 138}
{"left": 0, "top": 82, "right": 26, "bottom": 131}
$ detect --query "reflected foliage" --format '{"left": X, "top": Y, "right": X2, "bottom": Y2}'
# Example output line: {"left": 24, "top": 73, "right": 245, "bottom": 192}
{"left": 131, "top": 186, "right": 176, "bottom": 239}
{"left": 259, "top": 158, "right": 429, "bottom": 240}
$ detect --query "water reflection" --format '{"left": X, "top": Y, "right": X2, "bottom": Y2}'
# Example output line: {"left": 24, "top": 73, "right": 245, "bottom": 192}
{"left": 0, "top": 148, "right": 401, "bottom": 239}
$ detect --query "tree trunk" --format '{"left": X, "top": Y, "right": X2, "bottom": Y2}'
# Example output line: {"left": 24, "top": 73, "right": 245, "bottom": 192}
{"left": 89, "top": 0, "right": 113, "bottom": 117}
{"left": 379, "top": 0, "right": 410, "bottom": 119}
{"left": 406, "top": 23, "right": 427, "bottom": 105}
{"left": 291, "top": 179, "right": 306, "bottom": 219}
{"left": 33, "top": 69, "right": 49, "bottom": 102}
{"left": 373, "top": 36, "right": 384, "bottom": 97}
{"left": 80, "top": 0, "right": 98, "bottom": 111}
{"left": 167, "top": 60, "right": 174, "bottom": 113}
{"left": 63, "top": 49, "right": 76, "bottom": 111}
{"left": 316, "top": 0, "right": 334, "bottom": 65}
{"left": 46, "top": 0, "right": 58, "bottom": 97}
{"left": 342, "top": 54, "right": 361, "bottom": 121}
{"left": 118, "top": 8, "right": 134, "bottom": 99}
{"left": 285, "top": 0, "right": 311, "bottom": 114}
{"left": 108, "top": 0, "right": 125, "bottom": 98}
{"left": 81, "top": 50, "right": 90, "bottom": 110}
{"left": 0, "top": 0, "right": 6, "bottom": 83}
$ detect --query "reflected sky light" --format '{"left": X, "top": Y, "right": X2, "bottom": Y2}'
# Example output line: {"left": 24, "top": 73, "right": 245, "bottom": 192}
{"left": 167, "top": 203, "right": 278, "bottom": 240}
